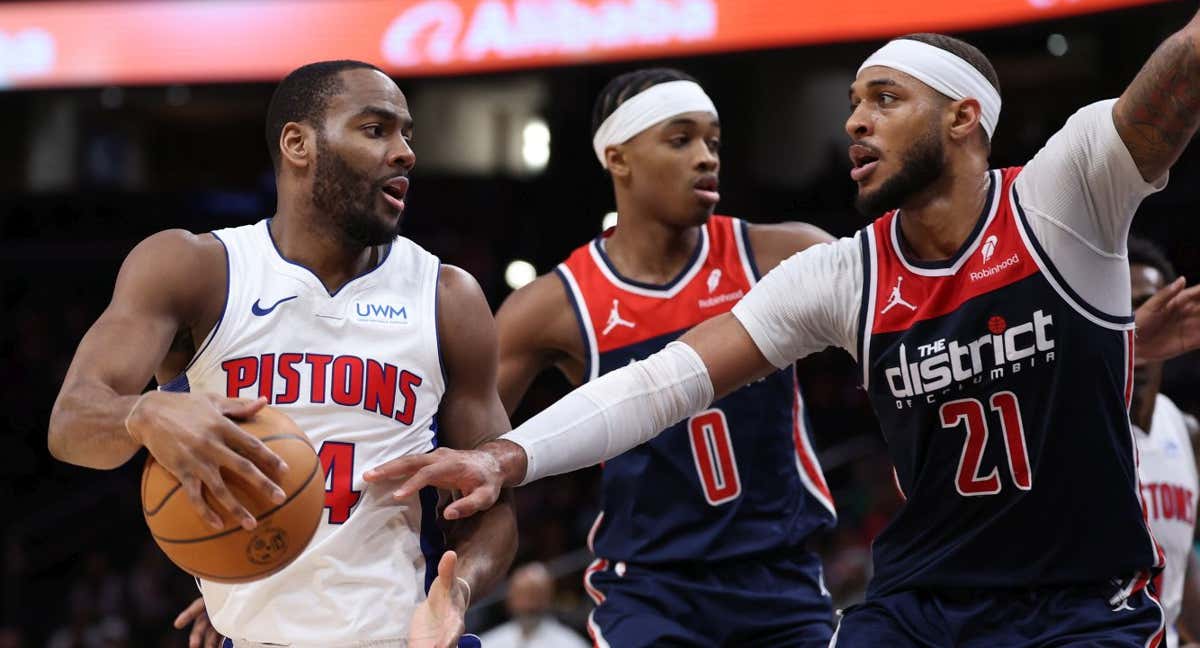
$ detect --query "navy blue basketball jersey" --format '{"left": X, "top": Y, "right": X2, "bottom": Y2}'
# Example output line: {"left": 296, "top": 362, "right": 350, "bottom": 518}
{"left": 857, "top": 168, "right": 1161, "bottom": 595}
{"left": 558, "top": 215, "right": 837, "bottom": 563}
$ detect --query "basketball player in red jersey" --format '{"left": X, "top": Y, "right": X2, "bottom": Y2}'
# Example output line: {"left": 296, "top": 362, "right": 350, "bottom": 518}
{"left": 370, "top": 11, "right": 1200, "bottom": 646}
{"left": 48, "top": 61, "right": 514, "bottom": 648}
{"left": 480, "top": 68, "right": 837, "bottom": 646}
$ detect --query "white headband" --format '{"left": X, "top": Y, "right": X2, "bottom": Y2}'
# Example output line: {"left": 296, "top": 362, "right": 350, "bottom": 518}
{"left": 592, "top": 80, "right": 718, "bottom": 168}
{"left": 859, "top": 39, "right": 1001, "bottom": 139}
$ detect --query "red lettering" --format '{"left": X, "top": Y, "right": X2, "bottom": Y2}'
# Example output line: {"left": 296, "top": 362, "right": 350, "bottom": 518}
{"left": 317, "top": 441, "right": 361, "bottom": 524}
{"left": 1147, "top": 483, "right": 1161, "bottom": 519}
{"left": 1162, "top": 484, "right": 1176, "bottom": 520}
{"left": 395, "top": 370, "right": 423, "bottom": 425}
{"left": 258, "top": 353, "right": 275, "bottom": 401}
{"left": 306, "top": 354, "right": 333, "bottom": 403}
{"left": 331, "top": 356, "right": 364, "bottom": 406}
{"left": 276, "top": 353, "right": 303, "bottom": 404}
{"left": 221, "top": 357, "right": 258, "bottom": 397}
{"left": 364, "top": 360, "right": 398, "bottom": 416}
{"left": 1188, "top": 488, "right": 1196, "bottom": 524}
{"left": 1173, "top": 485, "right": 1189, "bottom": 522}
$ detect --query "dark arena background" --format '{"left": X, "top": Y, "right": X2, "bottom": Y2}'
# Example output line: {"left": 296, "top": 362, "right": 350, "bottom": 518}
{"left": 2, "top": 0, "right": 1199, "bottom": 645}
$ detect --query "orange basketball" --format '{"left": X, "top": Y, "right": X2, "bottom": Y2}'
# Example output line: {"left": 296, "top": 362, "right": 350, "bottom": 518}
{"left": 141, "top": 406, "right": 325, "bottom": 583}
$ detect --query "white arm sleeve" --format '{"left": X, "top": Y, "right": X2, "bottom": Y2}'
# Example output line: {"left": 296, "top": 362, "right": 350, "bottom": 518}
{"left": 731, "top": 234, "right": 863, "bottom": 367}
{"left": 501, "top": 341, "right": 714, "bottom": 485}
{"left": 1015, "top": 99, "right": 1168, "bottom": 316}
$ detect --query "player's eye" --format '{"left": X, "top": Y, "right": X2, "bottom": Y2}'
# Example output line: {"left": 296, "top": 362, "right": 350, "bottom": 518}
{"left": 879, "top": 93, "right": 897, "bottom": 106}
{"left": 363, "top": 124, "right": 385, "bottom": 138}
{"left": 707, "top": 138, "right": 721, "bottom": 153}
{"left": 669, "top": 135, "right": 689, "bottom": 147}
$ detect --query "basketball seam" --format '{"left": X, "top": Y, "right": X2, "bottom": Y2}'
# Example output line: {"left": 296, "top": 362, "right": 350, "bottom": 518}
{"left": 149, "top": 439, "right": 320, "bottom": 544}
{"left": 142, "top": 432, "right": 309, "bottom": 518}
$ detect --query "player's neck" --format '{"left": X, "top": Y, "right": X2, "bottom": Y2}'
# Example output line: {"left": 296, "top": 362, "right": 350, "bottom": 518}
{"left": 895, "top": 163, "right": 990, "bottom": 261}
{"left": 603, "top": 214, "right": 701, "bottom": 285}
{"left": 268, "top": 215, "right": 381, "bottom": 294}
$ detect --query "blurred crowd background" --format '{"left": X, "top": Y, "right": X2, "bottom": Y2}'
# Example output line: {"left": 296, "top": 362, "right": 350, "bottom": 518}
{"left": 3, "top": 1, "right": 1200, "bottom": 645}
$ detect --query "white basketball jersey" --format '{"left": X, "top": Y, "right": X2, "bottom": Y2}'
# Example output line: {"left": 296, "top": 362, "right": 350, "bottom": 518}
{"left": 168, "top": 220, "right": 446, "bottom": 646}
{"left": 1134, "top": 393, "right": 1198, "bottom": 648}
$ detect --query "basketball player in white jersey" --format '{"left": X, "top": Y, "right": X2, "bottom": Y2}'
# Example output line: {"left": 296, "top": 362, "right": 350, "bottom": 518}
{"left": 1129, "top": 236, "right": 1200, "bottom": 648}
{"left": 47, "top": 60, "right": 516, "bottom": 648}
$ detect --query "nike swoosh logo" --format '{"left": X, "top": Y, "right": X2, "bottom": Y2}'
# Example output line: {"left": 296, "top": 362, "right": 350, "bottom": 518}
{"left": 251, "top": 295, "right": 297, "bottom": 316}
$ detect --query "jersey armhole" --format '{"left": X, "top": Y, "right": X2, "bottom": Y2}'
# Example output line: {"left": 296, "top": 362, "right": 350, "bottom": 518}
{"left": 553, "top": 265, "right": 599, "bottom": 383}
{"left": 856, "top": 228, "right": 878, "bottom": 388}
{"left": 733, "top": 218, "right": 763, "bottom": 284}
{"left": 1010, "top": 184, "right": 1134, "bottom": 330}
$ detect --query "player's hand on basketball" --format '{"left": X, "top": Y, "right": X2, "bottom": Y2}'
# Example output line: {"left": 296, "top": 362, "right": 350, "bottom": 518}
{"left": 126, "top": 392, "right": 289, "bottom": 530}
{"left": 407, "top": 551, "right": 469, "bottom": 648}
{"left": 1135, "top": 276, "right": 1200, "bottom": 362}
{"left": 174, "top": 597, "right": 224, "bottom": 648}
{"left": 364, "top": 445, "right": 506, "bottom": 520}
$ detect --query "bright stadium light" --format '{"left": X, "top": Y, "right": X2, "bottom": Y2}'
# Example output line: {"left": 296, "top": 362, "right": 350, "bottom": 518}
{"left": 1047, "top": 34, "right": 1068, "bottom": 57}
{"left": 602, "top": 211, "right": 618, "bottom": 230}
{"left": 522, "top": 119, "right": 551, "bottom": 172}
{"left": 505, "top": 259, "right": 537, "bottom": 290}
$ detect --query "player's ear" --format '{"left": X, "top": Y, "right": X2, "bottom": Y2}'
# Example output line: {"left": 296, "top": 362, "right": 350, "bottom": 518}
{"left": 280, "top": 122, "right": 314, "bottom": 170}
{"left": 947, "top": 97, "right": 982, "bottom": 145}
{"left": 606, "top": 144, "right": 632, "bottom": 179}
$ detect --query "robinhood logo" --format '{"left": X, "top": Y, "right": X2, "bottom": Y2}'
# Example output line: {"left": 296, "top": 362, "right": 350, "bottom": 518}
{"left": 0, "top": 28, "right": 55, "bottom": 88}
{"left": 381, "top": 0, "right": 718, "bottom": 66}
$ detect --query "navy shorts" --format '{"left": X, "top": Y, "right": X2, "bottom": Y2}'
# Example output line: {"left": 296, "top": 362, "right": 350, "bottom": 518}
{"left": 832, "top": 581, "right": 1165, "bottom": 647}
{"left": 584, "top": 549, "right": 834, "bottom": 648}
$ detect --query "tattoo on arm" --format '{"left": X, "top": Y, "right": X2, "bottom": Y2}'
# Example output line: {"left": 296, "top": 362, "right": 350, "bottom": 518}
{"left": 1115, "top": 27, "right": 1200, "bottom": 181}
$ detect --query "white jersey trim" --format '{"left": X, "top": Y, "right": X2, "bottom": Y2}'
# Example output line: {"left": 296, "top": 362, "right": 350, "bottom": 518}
{"left": 589, "top": 225, "right": 710, "bottom": 299}
{"left": 555, "top": 264, "right": 601, "bottom": 383}
{"left": 890, "top": 170, "right": 1001, "bottom": 277}
{"left": 731, "top": 218, "right": 760, "bottom": 286}
{"left": 858, "top": 228, "right": 879, "bottom": 390}
{"left": 1010, "top": 182, "right": 1135, "bottom": 332}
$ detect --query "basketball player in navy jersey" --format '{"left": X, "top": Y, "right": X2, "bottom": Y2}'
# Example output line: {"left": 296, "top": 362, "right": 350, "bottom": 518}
{"left": 369, "top": 14, "right": 1200, "bottom": 646}
{"left": 483, "top": 68, "right": 836, "bottom": 646}
{"left": 48, "top": 61, "right": 515, "bottom": 648}
{"left": 1128, "top": 237, "right": 1200, "bottom": 648}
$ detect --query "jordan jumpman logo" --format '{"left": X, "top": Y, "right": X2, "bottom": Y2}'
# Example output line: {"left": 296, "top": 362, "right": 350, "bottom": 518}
{"left": 603, "top": 299, "right": 636, "bottom": 335}
{"left": 881, "top": 276, "right": 918, "bottom": 314}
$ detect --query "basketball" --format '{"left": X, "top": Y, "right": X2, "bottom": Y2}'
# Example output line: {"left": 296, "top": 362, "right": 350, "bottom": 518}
{"left": 140, "top": 406, "right": 325, "bottom": 583}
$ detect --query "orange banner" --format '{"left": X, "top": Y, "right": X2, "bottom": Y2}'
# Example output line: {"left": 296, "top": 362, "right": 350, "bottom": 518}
{"left": 0, "top": 0, "right": 1164, "bottom": 89}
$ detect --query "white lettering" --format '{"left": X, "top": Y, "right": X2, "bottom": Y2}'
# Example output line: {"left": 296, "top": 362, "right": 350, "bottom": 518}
{"left": 381, "top": 0, "right": 719, "bottom": 68}
{"left": 969, "top": 253, "right": 1021, "bottom": 282}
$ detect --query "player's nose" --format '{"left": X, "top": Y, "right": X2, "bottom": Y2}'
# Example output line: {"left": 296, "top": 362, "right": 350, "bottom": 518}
{"left": 389, "top": 137, "right": 416, "bottom": 171}
{"left": 845, "top": 104, "right": 872, "bottom": 139}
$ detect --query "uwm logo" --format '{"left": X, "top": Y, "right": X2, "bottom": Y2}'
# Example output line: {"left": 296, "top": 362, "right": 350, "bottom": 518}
{"left": 222, "top": 354, "right": 423, "bottom": 424}
{"left": 355, "top": 302, "right": 408, "bottom": 323}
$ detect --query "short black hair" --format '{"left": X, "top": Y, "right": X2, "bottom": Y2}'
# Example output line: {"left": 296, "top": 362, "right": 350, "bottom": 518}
{"left": 591, "top": 67, "right": 699, "bottom": 138}
{"left": 1128, "top": 235, "right": 1177, "bottom": 285}
{"left": 265, "top": 60, "right": 387, "bottom": 170}
{"left": 896, "top": 33, "right": 1000, "bottom": 94}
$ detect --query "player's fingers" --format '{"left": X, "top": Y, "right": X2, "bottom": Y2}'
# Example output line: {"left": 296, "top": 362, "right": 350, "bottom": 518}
{"left": 174, "top": 597, "right": 205, "bottom": 629}
{"left": 213, "top": 443, "right": 286, "bottom": 506}
{"left": 216, "top": 395, "right": 269, "bottom": 420}
{"left": 1147, "top": 276, "right": 1186, "bottom": 311}
{"left": 392, "top": 461, "right": 463, "bottom": 500}
{"left": 198, "top": 466, "right": 257, "bottom": 530}
{"left": 438, "top": 550, "right": 458, "bottom": 583}
{"left": 365, "top": 453, "right": 439, "bottom": 483}
{"left": 181, "top": 474, "right": 225, "bottom": 530}
{"left": 1165, "top": 280, "right": 1200, "bottom": 311}
{"left": 188, "top": 612, "right": 210, "bottom": 648}
{"left": 205, "top": 628, "right": 221, "bottom": 648}
{"left": 443, "top": 487, "right": 498, "bottom": 520}
{"left": 220, "top": 419, "right": 289, "bottom": 479}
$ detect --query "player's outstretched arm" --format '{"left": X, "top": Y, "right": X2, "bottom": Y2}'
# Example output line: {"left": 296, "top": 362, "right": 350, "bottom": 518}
{"left": 1114, "top": 7, "right": 1200, "bottom": 182}
{"left": 371, "top": 313, "right": 777, "bottom": 520}
{"left": 48, "top": 230, "right": 286, "bottom": 530}
{"left": 375, "top": 266, "right": 516, "bottom": 647}
{"left": 1134, "top": 275, "right": 1200, "bottom": 362}
{"left": 365, "top": 238, "right": 859, "bottom": 519}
